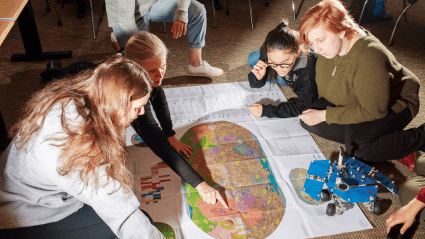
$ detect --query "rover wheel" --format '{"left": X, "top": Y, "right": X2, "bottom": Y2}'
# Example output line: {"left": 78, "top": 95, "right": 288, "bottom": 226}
{"left": 326, "top": 203, "right": 336, "bottom": 216}
{"left": 320, "top": 189, "right": 331, "bottom": 202}
{"left": 373, "top": 201, "right": 382, "bottom": 215}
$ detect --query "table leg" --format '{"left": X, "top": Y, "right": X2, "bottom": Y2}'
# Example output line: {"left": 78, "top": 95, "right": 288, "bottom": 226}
{"left": 11, "top": 0, "right": 72, "bottom": 62}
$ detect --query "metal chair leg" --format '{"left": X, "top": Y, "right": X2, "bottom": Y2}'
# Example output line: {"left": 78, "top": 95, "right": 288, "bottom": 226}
{"left": 45, "top": 0, "right": 51, "bottom": 11}
{"left": 226, "top": 0, "right": 230, "bottom": 15}
{"left": 163, "top": 22, "right": 166, "bottom": 32}
{"left": 403, "top": 0, "right": 407, "bottom": 21}
{"left": 248, "top": 0, "right": 254, "bottom": 29}
{"left": 211, "top": 0, "right": 216, "bottom": 28}
{"left": 47, "top": 0, "right": 63, "bottom": 25}
{"left": 291, "top": 0, "right": 296, "bottom": 19}
{"left": 358, "top": 0, "right": 369, "bottom": 25}
{"left": 295, "top": 0, "right": 305, "bottom": 20}
{"left": 89, "top": 0, "right": 96, "bottom": 39}
{"left": 389, "top": 3, "right": 412, "bottom": 46}
{"left": 98, "top": 0, "right": 105, "bottom": 22}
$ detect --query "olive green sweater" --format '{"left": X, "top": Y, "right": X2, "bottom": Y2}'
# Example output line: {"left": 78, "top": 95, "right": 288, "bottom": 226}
{"left": 316, "top": 31, "right": 420, "bottom": 124}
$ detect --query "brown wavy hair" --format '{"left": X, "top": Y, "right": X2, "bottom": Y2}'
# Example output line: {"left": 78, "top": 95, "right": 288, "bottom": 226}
{"left": 11, "top": 55, "right": 152, "bottom": 194}
{"left": 299, "top": 0, "right": 359, "bottom": 47}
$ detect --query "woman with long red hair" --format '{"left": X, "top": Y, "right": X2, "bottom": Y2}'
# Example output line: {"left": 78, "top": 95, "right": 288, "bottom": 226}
{"left": 0, "top": 55, "right": 165, "bottom": 238}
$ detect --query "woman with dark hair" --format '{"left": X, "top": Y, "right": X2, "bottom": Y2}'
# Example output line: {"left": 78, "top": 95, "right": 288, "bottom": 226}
{"left": 247, "top": 21, "right": 318, "bottom": 118}
{"left": 0, "top": 55, "right": 165, "bottom": 238}
{"left": 297, "top": 0, "right": 424, "bottom": 163}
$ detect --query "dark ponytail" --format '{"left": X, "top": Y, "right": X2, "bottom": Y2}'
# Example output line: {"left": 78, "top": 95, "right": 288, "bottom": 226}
{"left": 263, "top": 20, "right": 301, "bottom": 85}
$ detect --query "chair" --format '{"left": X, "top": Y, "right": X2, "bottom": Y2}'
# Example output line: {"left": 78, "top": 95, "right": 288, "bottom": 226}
{"left": 388, "top": 0, "right": 420, "bottom": 46}
{"left": 44, "top": 0, "right": 63, "bottom": 25}
{"left": 225, "top": 0, "right": 269, "bottom": 29}
{"left": 44, "top": 0, "right": 104, "bottom": 40}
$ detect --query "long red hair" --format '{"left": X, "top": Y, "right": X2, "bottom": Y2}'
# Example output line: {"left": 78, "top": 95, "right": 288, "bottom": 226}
{"left": 299, "top": 0, "right": 359, "bottom": 46}
{"left": 11, "top": 55, "right": 152, "bottom": 194}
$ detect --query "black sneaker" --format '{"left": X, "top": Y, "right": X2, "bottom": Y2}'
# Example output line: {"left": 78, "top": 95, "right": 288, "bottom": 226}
{"left": 40, "top": 60, "right": 63, "bottom": 82}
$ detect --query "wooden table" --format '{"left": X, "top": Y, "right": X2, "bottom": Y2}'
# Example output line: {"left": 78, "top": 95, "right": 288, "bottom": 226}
{"left": 0, "top": 0, "right": 72, "bottom": 61}
{"left": 0, "top": 19, "right": 14, "bottom": 46}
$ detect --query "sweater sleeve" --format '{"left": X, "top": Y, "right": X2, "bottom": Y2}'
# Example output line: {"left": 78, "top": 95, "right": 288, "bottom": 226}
{"left": 416, "top": 188, "right": 425, "bottom": 204}
{"left": 35, "top": 105, "right": 164, "bottom": 239}
{"left": 248, "top": 47, "right": 269, "bottom": 88}
{"left": 150, "top": 86, "right": 176, "bottom": 138}
{"left": 174, "top": 0, "right": 190, "bottom": 23}
{"left": 326, "top": 47, "right": 391, "bottom": 124}
{"left": 131, "top": 101, "right": 204, "bottom": 188}
{"left": 261, "top": 55, "right": 318, "bottom": 118}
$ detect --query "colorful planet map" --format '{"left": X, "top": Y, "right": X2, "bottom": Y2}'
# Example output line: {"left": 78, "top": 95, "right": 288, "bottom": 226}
{"left": 154, "top": 222, "right": 176, "bottom": 239}
{"left": 180, "top": 121, "right": 286, "bottom": 239}
{"left": 289, "top": 168, "right": 323, "bottom": 206}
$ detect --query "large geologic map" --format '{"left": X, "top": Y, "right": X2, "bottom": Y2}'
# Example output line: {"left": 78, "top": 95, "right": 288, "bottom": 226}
{"left": 180, "top": 121, "right": 285, "bottom": 238}
{"left": 125, "top": 82, "right": 373, "bottom": 239}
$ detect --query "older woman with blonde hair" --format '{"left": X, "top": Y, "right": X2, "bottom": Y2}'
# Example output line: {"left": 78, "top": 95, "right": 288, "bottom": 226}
{"left": 297, "top": 0, "right": 424, "bottom": 163}
{"left": 0, "top": 55, "right": 166, "bottom": 238}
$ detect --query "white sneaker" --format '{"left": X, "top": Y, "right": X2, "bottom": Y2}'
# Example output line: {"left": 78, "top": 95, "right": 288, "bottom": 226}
{"left": 188, "top": 61, "right": 224, "bottom": 77}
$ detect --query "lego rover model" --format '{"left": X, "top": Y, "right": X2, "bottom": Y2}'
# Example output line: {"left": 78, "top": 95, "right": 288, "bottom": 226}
{"left": 303, "top": 147, "right": 397, "bottom": 216}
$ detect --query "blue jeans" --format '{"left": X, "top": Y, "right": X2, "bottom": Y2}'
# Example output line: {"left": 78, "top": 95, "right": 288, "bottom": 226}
{"left": 248, "top": 50, "right": 287, "bottom": 86}
{"left": 113, "top": 0, "right": 206, "bottom": 50}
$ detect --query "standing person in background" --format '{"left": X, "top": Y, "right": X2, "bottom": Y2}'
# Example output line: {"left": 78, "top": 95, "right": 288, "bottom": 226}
{"left": 297, "top": 0, "right": 424, "bottom": 163}
{"left": 105, "top": 0, "right": 224, "bottom": 77}
{"left": 247, "top": 21, "right": 318, "bottom": 118}
{"left": 0, "top": 56, "right": 164, "bottom": 238}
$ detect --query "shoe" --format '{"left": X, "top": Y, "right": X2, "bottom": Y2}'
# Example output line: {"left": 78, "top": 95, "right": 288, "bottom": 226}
{"left": 40, "top": 60, "right": 63, "bottom": 82}
{"left": 76, "top": 1, "right": 87, "bottom": 19}
{"left": 397, "top": 152, "right": 418, "bottom": 172}
{"left": 188, "top": 61, "right": 223, "bottom": 77}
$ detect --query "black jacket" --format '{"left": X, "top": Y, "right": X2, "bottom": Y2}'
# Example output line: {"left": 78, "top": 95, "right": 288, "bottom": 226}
{"left": 248, "top": 50, "right": 318, "bottom": 118}
{"left": 132, "top": 86, "right": 204, "bottom": 188}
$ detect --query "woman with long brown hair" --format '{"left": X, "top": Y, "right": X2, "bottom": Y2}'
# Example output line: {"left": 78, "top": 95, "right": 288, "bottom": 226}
{"left": 40, "top": 31, "right": 229, "bottom": 209}
{"left": 0, "top": 55, "right": 165, "bottom": 238}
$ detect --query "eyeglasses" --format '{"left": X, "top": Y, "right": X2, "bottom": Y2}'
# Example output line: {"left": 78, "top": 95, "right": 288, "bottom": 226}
{"left": 267, "top": 54, "right": 297, "bottom": 70}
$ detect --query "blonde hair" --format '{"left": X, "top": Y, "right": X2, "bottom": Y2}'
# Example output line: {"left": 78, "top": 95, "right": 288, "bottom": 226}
{"left": 11, "top": 55, "right": 152, "bottom": 194}
{"left": 299, "top": 0, "right": 359, "bottom": 46}
{"left": 125, "top": 31, "right": 168, "bottom": 64}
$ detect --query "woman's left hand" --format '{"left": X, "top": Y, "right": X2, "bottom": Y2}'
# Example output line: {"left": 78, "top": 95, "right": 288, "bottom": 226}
{"left": 168, "top": 136, "right": 193, "bottom": 158}
{"left": 196, "top": 182, "right": 229, "bottom": 208}
{"left": 248, "top": 103, "right": 263, "bottom": 117}
{"left": 171, "top": 20, "right": 187, "bottom": 39}
{"left": 386, "top": 198, "right": 425, "bottom": 234}
{"left": 299, "top": 109, "right": 326, "bottom": 126}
